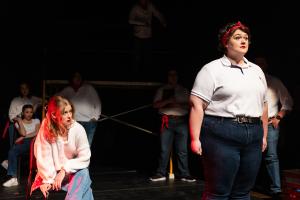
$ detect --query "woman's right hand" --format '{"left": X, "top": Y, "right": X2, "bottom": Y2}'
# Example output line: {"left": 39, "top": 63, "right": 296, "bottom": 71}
{"left": 191, "top": 139, "right": 202, "bottom": 155}
{"left": 40, "top": 183, "right": 52, "bottom": 198}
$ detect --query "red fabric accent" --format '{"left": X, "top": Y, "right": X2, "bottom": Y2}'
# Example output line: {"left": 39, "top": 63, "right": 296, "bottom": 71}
{"left": 2, "top": 120, "right": 9, "bottom": 139}
{"left": 160, "top": 115, "right": 169, "bottom": 132}
{"left": 30, "top": 174, "right": 43, "bottom": 195}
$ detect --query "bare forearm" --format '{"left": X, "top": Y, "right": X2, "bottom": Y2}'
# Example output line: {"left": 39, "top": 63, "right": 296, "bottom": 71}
{"left": 189, "top": 95, "right": 206, "bottom": 141}
{"left": 16, "top": 121, "right": 27, "bottom": 136}
{"left": 189, "top": 107, "right": 204, "bottom": 141}
{"left": 262, "top": 102, "right": 268, "bottom": 139}
{"left": 25, "top": 132, "right": 37, "bottom": 138}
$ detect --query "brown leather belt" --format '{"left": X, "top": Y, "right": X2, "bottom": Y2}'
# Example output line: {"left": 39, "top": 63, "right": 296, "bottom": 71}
{"left": 206, "top": 115, "right": 261, "bottom": 124}
{"left": 232, "top": 116, "right": 261, "bottom": 124}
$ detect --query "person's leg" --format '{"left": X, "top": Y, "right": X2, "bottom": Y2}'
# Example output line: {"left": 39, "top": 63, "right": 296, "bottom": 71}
{"left": 62, "top": 168, "right": 94, "bottom": 200}
{"left": 156, "top": 126, "right": 174, "bottom": 177}
{"left": 201, "top": 117, "right": 242, "bottom": 200}
{"left": 230, "top": 123, "right": 263, "bottom": 200}
{"left": 201, "top": 116, "right": 263, "bottom": 200}
{"left": 8, "top": 123, "right": 15, "bottom": 147}
{"left": 265, "top": 125, "right": 281, "bottom": 194}
{"left": 173, "top": 119, "right": 190, "bottom": 177}
{"left": 3, "top": 138, "right": 31, "bottom": 187}
{"left": 7, "top": 139, "right": 31, "bottom": 177}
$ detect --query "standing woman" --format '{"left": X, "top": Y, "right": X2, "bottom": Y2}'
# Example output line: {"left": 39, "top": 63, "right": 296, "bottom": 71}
{"left": 31, "top": 96, "right": 94, "bottom": 200}
{"left": 189, "top": 21, "right": 268, "bottom": 200}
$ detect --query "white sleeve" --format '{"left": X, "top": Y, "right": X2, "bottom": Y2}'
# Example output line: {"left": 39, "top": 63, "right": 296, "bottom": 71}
{"left": 63, "top": 126, "right": 91, "bottom": 173}
{"left": 191, "top": 66, "right": 215, "bottom": 103}
{"left": 34, "top": 120, "right": 57, "bottom": 184}
{"left": 8, "top": 98, "right": 19, "bottom": 121}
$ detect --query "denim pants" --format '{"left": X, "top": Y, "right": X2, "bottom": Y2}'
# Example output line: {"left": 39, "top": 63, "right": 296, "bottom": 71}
{"left": 62, "top": 168, "right": 94, "bottom": 200}
{"left": 8, "top": 122, "right": 16, "bottom": 147}
{"left": 157, "top": 117, "right": 190, "bottom": 177}
{"left": 201, "top": 116, "right": 263, "bottom": 200}
{"left": 7, "top": 138, "right": 31, "bottom": 177}
{"left": 264, "top": 124, "right": 281, "bottom": 194}
{"left": 78, "top": 121, "right": 98, "bottom": 147}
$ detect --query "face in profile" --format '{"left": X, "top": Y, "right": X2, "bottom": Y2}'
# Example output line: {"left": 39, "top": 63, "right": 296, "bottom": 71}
{"left": 61, "top": 104, "right": 73, "bottom": 128}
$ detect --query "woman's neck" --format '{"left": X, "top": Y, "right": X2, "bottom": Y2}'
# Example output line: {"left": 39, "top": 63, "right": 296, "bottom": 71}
{"left": 226, "top": 54, "right": 244, "bottom": 66}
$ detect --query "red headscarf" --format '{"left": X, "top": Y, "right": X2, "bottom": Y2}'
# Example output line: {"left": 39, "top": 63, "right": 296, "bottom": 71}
{"left": 221, "top": 21, "right": 247, "bottom": 46}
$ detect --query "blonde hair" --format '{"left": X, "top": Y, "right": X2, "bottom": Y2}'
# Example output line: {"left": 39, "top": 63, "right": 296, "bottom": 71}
{"left": 43, "top": 96, "right": 74, "bottom": 142}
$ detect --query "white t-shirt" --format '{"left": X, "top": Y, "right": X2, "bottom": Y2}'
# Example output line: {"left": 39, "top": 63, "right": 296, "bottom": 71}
{"left": 15, "top": 118, "right": 40, "bottom": 136}
{"left": 191, "top": 55, "right": 267, "bottom": 118}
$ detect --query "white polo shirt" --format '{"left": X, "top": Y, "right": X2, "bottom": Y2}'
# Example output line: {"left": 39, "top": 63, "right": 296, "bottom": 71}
{"left": 191, "top": 55, "right": 267, "bottom": 118}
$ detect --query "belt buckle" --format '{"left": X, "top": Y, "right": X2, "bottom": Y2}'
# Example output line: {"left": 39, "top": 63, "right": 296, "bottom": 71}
{"left": 237, "top": 115, "right": 246, "bottom": 123}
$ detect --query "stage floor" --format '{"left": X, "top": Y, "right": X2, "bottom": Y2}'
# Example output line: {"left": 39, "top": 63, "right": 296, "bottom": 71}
{"left": 0, "top": 164, "right": 274, "bottom": 200}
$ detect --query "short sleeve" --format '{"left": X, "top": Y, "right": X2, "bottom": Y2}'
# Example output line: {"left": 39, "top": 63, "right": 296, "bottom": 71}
{"left": 191, "top": 66, "right": 215, "bottom": 103}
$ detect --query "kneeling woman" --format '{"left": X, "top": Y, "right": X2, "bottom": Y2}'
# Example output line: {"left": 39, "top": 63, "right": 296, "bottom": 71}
{"left": 31, "top": 95, "right": 94, "bottom": 200}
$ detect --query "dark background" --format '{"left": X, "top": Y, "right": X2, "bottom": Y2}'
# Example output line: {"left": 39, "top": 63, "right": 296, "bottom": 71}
{"left": 1, "top": 0, "right": 300, "bottom": 180}
{"left": 2, "top": 1, "right": 300, "bottom": 87}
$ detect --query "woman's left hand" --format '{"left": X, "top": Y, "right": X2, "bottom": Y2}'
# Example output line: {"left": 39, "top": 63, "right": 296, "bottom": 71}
{"left": 53, "top": 169, "right": 66, "bottom": 191}
{"left": 270, "top": 118, "right": 280, "bottom": 129}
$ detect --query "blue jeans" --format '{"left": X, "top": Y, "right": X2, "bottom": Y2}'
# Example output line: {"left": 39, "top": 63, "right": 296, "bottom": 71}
{"left": 157, "top": 116, "right": 190, "bottom": 177}
{"left": 8, "top": 122, "right": 16, "bottom": 147}
{"left": 264, "top": 124, "right": 281, "bottom": 194}
{"left": 201, "top": 116, "right": 263, "bottom": 200}
{"left": 62, "top": 168, "right": 94, "bottom": 200}
{"left": 78, "top": 121, "right": 98, "bottom": 147}
{"left": 7, "top": 138, "right": 31, "bottom": 177}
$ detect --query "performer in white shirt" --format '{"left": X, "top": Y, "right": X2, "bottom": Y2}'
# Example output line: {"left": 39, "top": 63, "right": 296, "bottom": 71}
{"left": 58, "top": 71, "right": 101, "bottom": 147}
{"left": 189, "top": 21, "right": 268, "bottom": 200}
{"left": 31, "top": 96, "right": 93, "bottom": 200}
